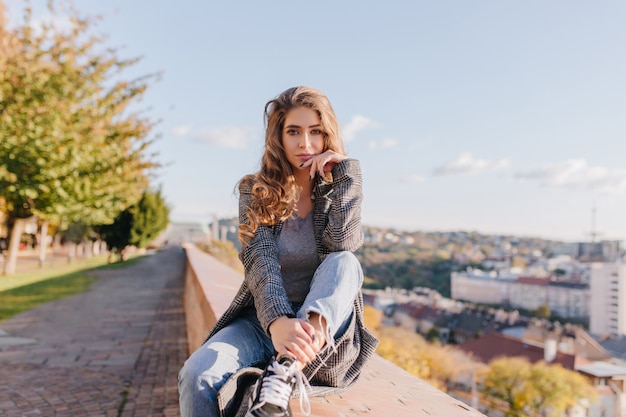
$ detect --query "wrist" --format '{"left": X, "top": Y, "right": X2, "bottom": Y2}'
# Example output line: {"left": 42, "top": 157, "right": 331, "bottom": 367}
{"left": 269, "top": 315, "right": 293, "bottom": 334}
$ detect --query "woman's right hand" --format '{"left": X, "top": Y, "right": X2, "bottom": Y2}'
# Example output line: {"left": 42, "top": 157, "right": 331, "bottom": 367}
{"left": 269, "top": 316, "right": 319, "bottom": 364}
{"left": 300, "top": 150, "right": 346, "bottom": 182}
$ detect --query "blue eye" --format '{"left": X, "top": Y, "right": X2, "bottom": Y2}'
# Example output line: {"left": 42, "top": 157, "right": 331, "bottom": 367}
{"left": 311, "top": 129, "right": 323, "bottom": 135}
{"left": 286, "top": 128, "right": 299, "bottom": 135}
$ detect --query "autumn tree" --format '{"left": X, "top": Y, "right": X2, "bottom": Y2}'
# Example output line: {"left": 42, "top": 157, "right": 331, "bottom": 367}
{"left": 525, "top": 363, "right": 596, "bottom": 417}
{"left": 363, "top": 304, "right": 383, "bottom": 329}
{"left": 481, "top": 357, "right": 596, "bottom": 417}
{"left": 535, "top": 303, "right": 551, "bottom": 319}
{"left": 364, "top": 306, "right": 482, "bottom": 391}
{"left": 481, "top": 356, "right": 531, "bottom": 417}
{"left": 0, "top": 1, "right": 160, "bottom": 274}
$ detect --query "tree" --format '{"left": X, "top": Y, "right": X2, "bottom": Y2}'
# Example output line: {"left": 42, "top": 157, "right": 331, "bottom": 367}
{"left": 482, "top": 357, "right": 532, "bottom": 417}
{"left": 366, "top": 306, "right": 481, "bottom": 391}
{"left": 129, "top": 187, "right": 170, "bottom": 249}
{"left": 527, "top": 363, "right": 596, "bottom": 417}
{"left": 97, "top": 187, "right": 169, "bottom": 261}
{"left": 481, "top": 357, "right": 596, "bottom": 417}
{"left": 59, "top": 221, "right": 88, "bottom": 262}
{"left": 362, "top": 305, "right": 383, "bottom": 329}
{"left": 0, "top": 1, "right": 160, "bottom": 274}
{"left": 426, "top": 326, "right": 441, "bottom": 342}
{"left": 97, "top": 209, "right": 132, "bottom": 261}
{"left": 535, "top": 303, "right": 551, "bottom": 319}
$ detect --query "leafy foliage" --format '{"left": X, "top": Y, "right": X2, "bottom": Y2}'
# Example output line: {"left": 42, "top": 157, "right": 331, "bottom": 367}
{"left": 481, "top": 357, "right": 596, "bottom": 417}
{"left": 535, "top": 303, "right": 551, "bottom": 319}
{"left": 356, "top": 243, "right": 456, "bottom": 296}
{"left": 97, "top": 187, "right": 169, "bottom": 255}
{"left": 363, "top": 306, "right": 482, "bottom": 391}
{"left": 97, "top": 209, "right": 132, "bottom": 253}
{"left": 129, "top": 187, "right": 170, "bottom": 248}
{"left": 0, "top": 1, "right": 160, "bottom": 273}
{"left": 482, "top": 357, "right": 532, "bottom": 416}
{"left": 0, "top": 2, "right": 159, "bottom": 225}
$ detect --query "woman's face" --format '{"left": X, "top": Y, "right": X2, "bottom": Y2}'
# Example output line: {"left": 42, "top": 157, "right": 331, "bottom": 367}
{"left": 281, "top": 106, "right": 325, "bottom": 171}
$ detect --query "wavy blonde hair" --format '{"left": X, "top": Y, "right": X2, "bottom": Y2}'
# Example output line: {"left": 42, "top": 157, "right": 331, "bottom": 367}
{"left": 238, "top": 86, "right": 345, "bottom": 246}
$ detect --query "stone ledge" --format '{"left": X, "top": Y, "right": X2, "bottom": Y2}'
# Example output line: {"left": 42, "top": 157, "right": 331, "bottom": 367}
{"left": 182, "top": 244, "right": 485, "bottom": 417}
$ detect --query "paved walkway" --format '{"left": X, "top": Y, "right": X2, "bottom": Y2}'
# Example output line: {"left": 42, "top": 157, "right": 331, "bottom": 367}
{"left": 0, "top": 246, "right": 187, "bottom": 416}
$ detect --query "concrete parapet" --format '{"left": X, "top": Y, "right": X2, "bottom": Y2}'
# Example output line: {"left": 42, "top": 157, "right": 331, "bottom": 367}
{"left": 182, "top": 244, "right": 486, "bottom": 417}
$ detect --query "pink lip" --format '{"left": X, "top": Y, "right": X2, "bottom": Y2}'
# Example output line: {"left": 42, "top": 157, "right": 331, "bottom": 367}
{"left": 296, "top": 154, "right": 313, "bottom": 161}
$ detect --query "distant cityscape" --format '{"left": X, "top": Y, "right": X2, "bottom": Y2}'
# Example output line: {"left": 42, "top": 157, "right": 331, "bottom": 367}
{"left": 167, "top": 218, "right": 626, "bottom": 417}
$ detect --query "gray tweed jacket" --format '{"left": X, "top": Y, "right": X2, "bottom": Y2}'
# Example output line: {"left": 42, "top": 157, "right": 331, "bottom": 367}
{"left": 208, "top": 159, "right": 378, "bottom": 414}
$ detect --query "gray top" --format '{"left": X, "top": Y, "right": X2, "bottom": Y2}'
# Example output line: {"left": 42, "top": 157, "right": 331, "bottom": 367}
{"left": 209, "top": 158, "right": 379, "bottom": 406}
{"left": 278, "top": 210, "right": 320, "bottom": 304}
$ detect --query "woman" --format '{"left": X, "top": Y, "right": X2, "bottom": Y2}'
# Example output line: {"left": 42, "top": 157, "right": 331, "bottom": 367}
{"left": 178, "top": 86, "right": 378, "bottom": 417}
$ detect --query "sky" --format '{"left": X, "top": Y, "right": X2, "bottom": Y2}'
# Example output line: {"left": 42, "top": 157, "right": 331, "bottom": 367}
{"left": 6, "top": 1, "right": 626, "bottom": 244}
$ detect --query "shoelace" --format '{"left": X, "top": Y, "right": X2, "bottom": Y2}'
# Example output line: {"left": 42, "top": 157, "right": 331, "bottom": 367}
{"left": 250, "top": 359, "right": 312, "bottom": 415}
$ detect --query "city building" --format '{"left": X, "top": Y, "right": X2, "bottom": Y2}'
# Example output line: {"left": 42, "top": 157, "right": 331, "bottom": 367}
{"left": 460, "top": 332, "right": 625, "bottom": 417}
{"left": 451, "top": 270, "right": 590, "bottom": 320}
{"left": 552, "top": 240, "right": 621, "bottom": 262}
{"left": 547, "top": 281, "right": 590, "bottom": 320}
{"left": 576, "top": 362, "right": 626, "bottom": 417}
{"left": 450, "top": 270, "right": 512, "bottom": 305}
{"left": 590, "top": 260, "right": 626, "bottom": 337}
{"left": 166, "top": 221, "right": 211, "bottom": 245}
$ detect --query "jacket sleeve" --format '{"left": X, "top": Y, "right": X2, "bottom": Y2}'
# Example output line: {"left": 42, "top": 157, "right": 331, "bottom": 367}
{"left": 315, "top": 158, "right": 364, "bottom": 254}
{"left": 238, "top": 179, "right": 295, "bottom": 335}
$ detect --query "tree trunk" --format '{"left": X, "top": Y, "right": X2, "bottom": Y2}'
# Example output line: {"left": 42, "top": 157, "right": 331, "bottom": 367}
{"left": 3, "top": 218, "right": 26, "bottom": 275}
{"left": 38, "top": 220, "right": 49, "bottom": 267}
{"left": 52, "top": 233, "right": 62, "bottom": 257}
{"left": 67, "top": 242, "right": 77, "bottom": 263}
{"left": 84, "top": 240, "right": 93, "bottom": 258}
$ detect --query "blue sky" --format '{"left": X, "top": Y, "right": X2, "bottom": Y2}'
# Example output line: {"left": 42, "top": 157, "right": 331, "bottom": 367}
{"left": 6, "top": 1, "right": 626, "bottom": 243}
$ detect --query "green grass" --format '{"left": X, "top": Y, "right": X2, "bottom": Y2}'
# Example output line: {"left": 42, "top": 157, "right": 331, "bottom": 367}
{"left": 0, "top": 254, "right": 147, "bottom": 321}
{"left": 0, "top": 255, "right": 111, "bottom": 293}
{"left": 0, "top": 270, "right": 98, "bottom": 321}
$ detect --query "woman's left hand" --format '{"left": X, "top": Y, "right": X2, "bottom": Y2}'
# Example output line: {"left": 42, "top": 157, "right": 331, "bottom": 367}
{"left": 300, "top": 150, "right": 346, "bottom": 181}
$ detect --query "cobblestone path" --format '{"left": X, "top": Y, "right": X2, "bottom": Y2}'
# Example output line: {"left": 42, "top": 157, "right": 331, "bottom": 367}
{"left": 0, "top": 246, "right": 188, "bottom": 417}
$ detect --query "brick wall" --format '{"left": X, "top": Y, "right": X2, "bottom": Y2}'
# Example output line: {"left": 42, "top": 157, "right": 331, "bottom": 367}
{"left": 182, "top": 244, "right": 486, "bottom": 417}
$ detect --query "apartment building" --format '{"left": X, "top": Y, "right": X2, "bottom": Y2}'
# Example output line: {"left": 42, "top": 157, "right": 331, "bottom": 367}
{"left": 450, "top": 270, "right": 511, "bottom": 305}
{"left": 590, "top": 261, "right": 626, "bottom": 337}
{"left": 451, "top": 270, "right": 590, "bottom": 320}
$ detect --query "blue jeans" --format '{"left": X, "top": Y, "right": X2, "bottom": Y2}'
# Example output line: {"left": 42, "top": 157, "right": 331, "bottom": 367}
{"left": 178, "top": 251, "right": 363, "bottom": 417}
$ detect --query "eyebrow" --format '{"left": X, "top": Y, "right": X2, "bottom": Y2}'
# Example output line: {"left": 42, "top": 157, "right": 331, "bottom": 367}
{"left": 284, "top": 123, "right": 323, "bottom": 129}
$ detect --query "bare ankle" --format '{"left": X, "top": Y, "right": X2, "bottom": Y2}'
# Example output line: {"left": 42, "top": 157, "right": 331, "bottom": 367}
{"left": 308, "top": 313, "right": 327, "bottom": 350}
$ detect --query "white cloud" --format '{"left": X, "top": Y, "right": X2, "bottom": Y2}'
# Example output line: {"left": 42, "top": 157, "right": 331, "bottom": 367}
{"left": 514, "top": 158, "right": 626, "bottom": 194}
{"left": 368, "top": 138, "right": 397, "bottom": 150}
{"left": 195, "top": 127, "right": 252, "bottom": 149}
{"left": 343, "top": 115, "right": 379, "bottom": 141}
{"left": 400, "top": 174, "right": 426, "bottom": 184}
{"left": 173, "top": 125, "right": 256, "bottom": 149}
{"left": 172, "top": 125, "right": 193, "bottom": 137}
{"left": 434, "top": 152, "right": 510, "bottom": 176}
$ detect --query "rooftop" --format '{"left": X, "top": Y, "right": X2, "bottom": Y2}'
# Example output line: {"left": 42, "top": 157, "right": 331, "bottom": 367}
{"left": 576, "top": 361, "right": 626, "bottom": 378}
